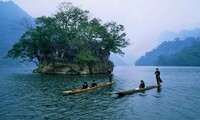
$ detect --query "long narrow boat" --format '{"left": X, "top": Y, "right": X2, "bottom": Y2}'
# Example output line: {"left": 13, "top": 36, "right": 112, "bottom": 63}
{"left": 110, "top": 84, "right": 161, "bottom": 96}
{"left": 63, "top": 82, "right": 114, "bottom": 95}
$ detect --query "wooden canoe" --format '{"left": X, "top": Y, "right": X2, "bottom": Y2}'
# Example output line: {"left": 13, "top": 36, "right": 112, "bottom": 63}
{"left": 63, "top": 82, "right": 114, "bottom": 95}
{"left": 110, "top": 84, "right": 161, "bottom": 95}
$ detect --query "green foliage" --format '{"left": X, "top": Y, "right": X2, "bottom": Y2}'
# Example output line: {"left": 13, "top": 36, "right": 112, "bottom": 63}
{"left": 102, "top": 22, "right": 130, "bottom": 55}
{"left": 155, "top": 41, "right": 200, "bottom": 66}
{"left": 75, "top": 50, "right": 98, "bottom": 62}
{"left": 6, "top": 2, "right": 129, "bottom": 65}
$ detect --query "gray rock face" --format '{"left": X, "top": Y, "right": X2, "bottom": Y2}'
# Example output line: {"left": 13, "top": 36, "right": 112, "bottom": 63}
{"left": 33, "top": 61, "right": 113, "bottom": 74}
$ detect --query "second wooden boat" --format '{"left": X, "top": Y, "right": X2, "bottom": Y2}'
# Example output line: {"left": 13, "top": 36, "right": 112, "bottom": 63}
{"left": 110, "top": 84, "right": 161, "bottom": 95}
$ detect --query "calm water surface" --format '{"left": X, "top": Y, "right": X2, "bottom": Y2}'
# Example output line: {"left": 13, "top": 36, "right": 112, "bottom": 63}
{"left": 0, "top": 66, "right": 200, "bottom": 120}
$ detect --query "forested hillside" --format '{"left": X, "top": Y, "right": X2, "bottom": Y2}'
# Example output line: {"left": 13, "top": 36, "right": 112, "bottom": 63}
{"left": 155, "top": 41, "right": 200, "bottom": 66}
{"left": 135, "top": 37, "right": 200, "bottom": 66}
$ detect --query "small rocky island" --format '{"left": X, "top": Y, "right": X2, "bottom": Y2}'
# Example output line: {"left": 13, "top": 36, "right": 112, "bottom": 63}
{"left": 6, "top": 2, "right": 129, "bottom": 74}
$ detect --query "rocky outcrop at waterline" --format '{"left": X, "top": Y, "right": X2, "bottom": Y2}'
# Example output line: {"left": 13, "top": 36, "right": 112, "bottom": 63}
{"left": 33, "top": 61, "right": 113, "bottom": 75}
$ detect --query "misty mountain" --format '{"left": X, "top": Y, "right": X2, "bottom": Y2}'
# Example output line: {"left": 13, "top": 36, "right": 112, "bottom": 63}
{"left": 109, "top": 54, "right": 128, "bottom": 66}
{"left": 135, "top": 37, "right": 200, "bottom": 66}
{"left": 155, "top": 41, "right": 200, "bottom": 66}
{"left": 0, "top": 1, "right": 34, "bottom": 66}
{"left": 159, "top": 28, "right": 200, "bottom": 43}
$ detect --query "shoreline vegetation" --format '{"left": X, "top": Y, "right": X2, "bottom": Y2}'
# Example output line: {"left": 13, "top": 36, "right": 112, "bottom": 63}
{"left": 5, "top": 2, "right": 129, "bottom": 74}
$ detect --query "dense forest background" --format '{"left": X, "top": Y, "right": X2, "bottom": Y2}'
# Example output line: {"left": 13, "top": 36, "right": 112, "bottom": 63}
{"left": 135, "top": 36, "right": 200, "bottom": 66}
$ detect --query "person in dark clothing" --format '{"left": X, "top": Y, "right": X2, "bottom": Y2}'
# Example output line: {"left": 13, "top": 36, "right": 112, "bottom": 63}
{"left": 91, "top": 80, "right": 97, "bottom": 87}
{"left": 139, "top": 80, "right": 145, "bottom": 89}
{"left": 155, "top": 68, "right": 162, "bottom": 85}
{"left": 82, "top": 82, "right": 88, "bottom": 89}
{"left": 108, "top": 69, "right": 112, "bottom": 74}
{"left": 108, "top": 69, "right": 113, "bottom": 82}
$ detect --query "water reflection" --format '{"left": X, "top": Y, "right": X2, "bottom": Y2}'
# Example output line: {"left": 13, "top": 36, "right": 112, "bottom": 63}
{"left": 157, "top": 86, "right": 162, "bottom": 93}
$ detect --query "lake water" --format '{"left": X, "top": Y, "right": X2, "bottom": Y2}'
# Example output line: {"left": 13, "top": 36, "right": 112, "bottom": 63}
{"left": 0, "top": 66, "right": 200, "bottom": 120}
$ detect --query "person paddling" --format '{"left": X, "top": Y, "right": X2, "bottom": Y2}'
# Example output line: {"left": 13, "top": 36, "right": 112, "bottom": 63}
{"left": 108, "top": 69, "right": 113, "bottom": 82}
{"left": 155, "top": 68, "right": 162, "bottom": 85}
{"left": 82, "top": 82, "right": 88, "bottom": 89}
{"left": 139, "top": 80, "right": 145, "bottom": 89}
{"left": 91, "top": 80, "right": 97, "bottom": 87}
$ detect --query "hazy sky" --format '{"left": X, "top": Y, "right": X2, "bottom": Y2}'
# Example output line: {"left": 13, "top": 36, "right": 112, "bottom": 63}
{"left": 5, "top": 0, "right": 200, "bottom": 64}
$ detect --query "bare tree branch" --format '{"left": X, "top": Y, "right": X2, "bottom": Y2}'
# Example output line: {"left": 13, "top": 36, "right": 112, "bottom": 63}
{"left": 20, "top": 57, "right": 39, "bottom": 66}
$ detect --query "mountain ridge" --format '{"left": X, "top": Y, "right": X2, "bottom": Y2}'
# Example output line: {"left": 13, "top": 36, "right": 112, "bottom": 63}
{"left": 135, "top": 36, "right": 200, "bottom": 66}
{"left": 0, "top": 1, "right": 34, "bottom": 66}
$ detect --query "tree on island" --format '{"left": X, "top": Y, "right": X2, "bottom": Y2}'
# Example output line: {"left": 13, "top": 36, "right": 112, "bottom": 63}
{"left": 6, "top": 2, "right": 130, "bottom": 74}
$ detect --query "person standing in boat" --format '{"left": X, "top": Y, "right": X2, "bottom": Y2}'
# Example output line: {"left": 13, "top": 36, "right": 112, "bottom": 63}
{"left": 82, "top": 82, "right": 88, "bottom": 89}
{"left": 155, "top": 68, "right": 162, "bottom": 85}
{"left": 139, "top": 80, "right": 145, "bottom": 89}
{"left": 108, "top": 69, "right": 113, "bottom": 82}
{"left": 91, "top": 80, "right": 97, "bottom": 87}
